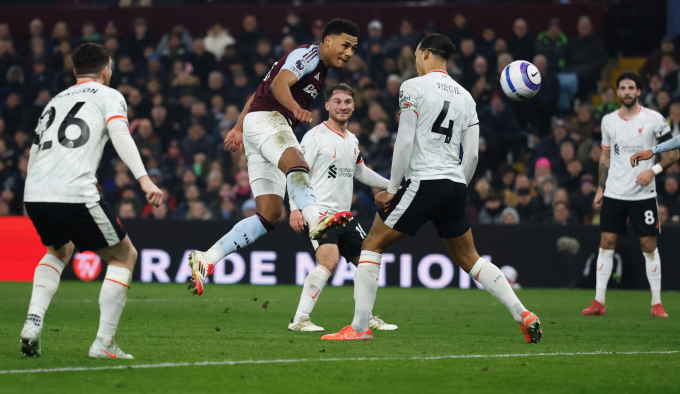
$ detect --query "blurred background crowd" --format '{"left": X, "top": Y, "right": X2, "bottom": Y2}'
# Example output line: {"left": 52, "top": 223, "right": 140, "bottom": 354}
{"left": 1, "top": 8, "right": 680, "bottom": 227}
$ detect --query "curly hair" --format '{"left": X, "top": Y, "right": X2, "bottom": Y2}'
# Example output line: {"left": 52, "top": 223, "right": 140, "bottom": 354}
{"left": 72, "top": 42, "right": 110, "bottom": 76}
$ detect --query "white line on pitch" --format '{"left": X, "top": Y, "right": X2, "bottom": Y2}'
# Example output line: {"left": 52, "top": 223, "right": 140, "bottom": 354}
{"left": 1, "top": 350, "right": 676, "bottom": 375}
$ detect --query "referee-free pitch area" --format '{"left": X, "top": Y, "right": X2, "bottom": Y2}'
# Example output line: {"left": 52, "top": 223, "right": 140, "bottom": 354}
{"left": 0, "top": 283, "right": 678, "bottom": 393}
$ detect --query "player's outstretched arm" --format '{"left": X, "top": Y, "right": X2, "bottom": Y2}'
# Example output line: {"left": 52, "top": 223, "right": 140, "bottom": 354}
{"left": 632, "top": 136, "right": 680, "bottom": 167}
{"left": 271, "top": 70, "right": 312, "bottom": 124}
{"left": 224, "top": 93, "right": 255, "bottom": 153}
{"left": 460, "top": 124, "right": 480, "bottom": 185}
{"left": 108, "top": 118, "right": 163, "bottom": 207}
{"left": 354, "top": 162, "right": 389, "bottom": 190}
{"left": 594, "top": 148, "right": 610, "bottom": 209}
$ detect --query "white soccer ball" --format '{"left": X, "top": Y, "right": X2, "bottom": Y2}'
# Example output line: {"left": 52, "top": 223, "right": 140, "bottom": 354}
{"left": 500, "top": 60, "right": 541, "bottom": 101}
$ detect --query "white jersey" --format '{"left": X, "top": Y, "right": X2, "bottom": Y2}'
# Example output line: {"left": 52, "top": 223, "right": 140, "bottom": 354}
{"left": 297, "top": 122, "right": 363, "bottom": 214}
{"left": 398, "top": 70, "right": 479, "bottom": 184}
{"left": 601, "top": 106, "right": 671, "bottom": 201}
{"left": 25, "top": 81, "right": 128, "bottom": 203}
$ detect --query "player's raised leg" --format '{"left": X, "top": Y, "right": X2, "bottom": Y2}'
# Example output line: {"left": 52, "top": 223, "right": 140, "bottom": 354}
{"left": 20, "top": 243, "right": 74, "bottom": 357}
{"left": 446, "top": 230, "right": 542, "bottom": 343}
{"left": 583, "top": 233, "right": 616, "bottom": 316}
{"left": 88, "top": 236, "right": 137, "bottom": 359}
{"left": 640, "top": 236, "right": 668, "bottom": 317}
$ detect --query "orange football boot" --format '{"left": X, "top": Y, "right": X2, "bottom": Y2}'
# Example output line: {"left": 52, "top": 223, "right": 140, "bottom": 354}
{"left": 651, "top": 304, "right": 668, "bottom": 318}
{"left": 321, "top": 325, "right": 372, "bottom": 341}
{"left": 582, "top": 300, "right": 606, "bottom": 316}
{"left": 519, "top": 311, "right": 542, "bottom": 344}
{"left": 309, "top": 211, "right": 353, "bottom": 240}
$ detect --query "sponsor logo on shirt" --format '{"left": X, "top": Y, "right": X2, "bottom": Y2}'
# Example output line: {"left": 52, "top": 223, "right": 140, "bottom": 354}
{"left": 328, "top": 165, "right": 337, "bottom": 178}
{"left": 295, "top": 59, "right": 306, "bottom": 70}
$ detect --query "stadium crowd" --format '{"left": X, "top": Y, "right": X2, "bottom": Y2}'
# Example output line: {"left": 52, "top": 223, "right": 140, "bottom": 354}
{"left": 1, "top": 14, "right": 679, "bottom": 227}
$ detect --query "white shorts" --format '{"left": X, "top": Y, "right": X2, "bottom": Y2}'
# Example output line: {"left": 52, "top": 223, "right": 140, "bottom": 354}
{"left": 243, "top": 111, "right": 300, "bottom": 198}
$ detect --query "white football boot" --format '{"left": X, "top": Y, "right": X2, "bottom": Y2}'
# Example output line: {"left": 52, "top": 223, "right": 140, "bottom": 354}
{"left": 20, "top": 321, "right": 42, "bottom": 357}
{"left": 369, "top": 316, "right": 398, "bottom": 331}
{"left": 188, "top": 251, "right": 213, "bottom": 296}
{"left": 288, "top": 316, "right": 325, "bottom": 332}
{"left": 89, "top": 337, "right": 134, "bottom": 359}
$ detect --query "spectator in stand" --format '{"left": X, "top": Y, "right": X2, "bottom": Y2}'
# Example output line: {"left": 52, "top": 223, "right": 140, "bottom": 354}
{"left": 241, "top": 198, "right": 257, "bottom": 218}
{"left": 1, "top": 92, "right": 29, "bottom": 135}
{"left": 546, "top": 201, "right": 576, "bottom": 225}
{"left": 157, "top": 22, "right": 193, "bottom": 57}
{"left": 204, "top": 22, "right": 235, "bottom": 61}
{"left": 478, "top": 90, "right": 522, "bottom": 159}
{"left": 21, "top": 19, "right": 47, "bottom": 57}
{"left": 48, "top": 21, "right": 78, "bottom": 57}
{"left": 380, "top": 74, "right": 401, "bottom": 120}
{"left": 493, "top": 52, "right": 513, "bottom": 89}
{"left": 463, "top": 55, "right": 491, "bottom": 91}
{"left": 582, "top": 142, "right": 601, "bottom": 181}
{"left": 226, "top": 71, "right": 255, "bottom": 107}
{"left": 118, "top": 202, "right": 137, "bottom": 219}
{"left": 181, "top": 124, "right": 215, "bottom": 159}
{"left": 115, "top": 185, "right": 145, "bottom": 216}
{"left": 309, "top": 19, "right": 325, "bottom": 45}
{"left": 535, "top": 18, "right": 567, "bottom": 73}
{"left": 359, "top": 20, "right": 384, "bottom": 59}
{"left": 1, "top": 65, "right": 31, "bottom": 103}
{"left": 502, "top": 207, "right": 520, "bottom": 224}
{"left": 251, "top": 37, "right": 275, "bottom": 67}
{"left": 642, "top": 74, "right": 664, "bottom": 108}
{"left": 0, "top": 40, "right": 24, "bottom": 87}
{"left": 654, "top": 89, "right": 672, "bottom": 118}
{"left": 479, "top": 193, "right": 507, "bottom": 224}
{"left": 188, "top": 200, "right": 212, "bottom": 220}
{"left": 188, "top": 38, "right": 216, "bottom": 87}
{"left": 562, "top": 160, "right": 584, "bottom": 195}
{"left": 238, "top": 15, "right": 263, "bottom": 60}
{"left": 162, "top": 35, "right": 189, "bottom": 71}
{"left": 80, "top": 21, "right": 101, "bottom": 44}
{"left": 508, "top": 18, "right": 534, "bottom": 63}
{"left": 667, "top": 102, "right": 680, "bottom": 138}
{"left": 658, "top": 175, "right": 680, "bottom": 218}
{"left": 593, "top": 86, "right": 619, "bottom": 128}
{"left": 385, "top": 20, "right": 420, "bottom": 58}
{"left": 133, "top": 118, "right": 163, "bottom": 159}
{"left": 570, "top": 174, "right": 595, "bottom": 223}
{"left": 129, "top": 18, "right": 155, "bottom": 64}
{"left": 279, "top": 13, "right": 307, "bottom": 45}
{"left": 368, "top": 121, "right": 393, "bottom": 172}
{"left": 659, "top": 55, "right": 680, "bottom": 99}
{"left": 568, "top": 16, "right": 607, "bottom": 98}
{"left": 640, "top": 37, "right": 680, "bottom": 83}
{"left": 110, "top": 55, "right": 138, "bottom": 88}
{"left": 476, "top": 26, "right": 496, "bottom": 61}
{"left": 516, "top": 187, "right": 542, "bottom": 223}
{"left": 572, "top": 105, "right": 596, "bottom": 160}
{"left": 25, "top": 37, "right": 49, "bottom": 71}
{"left": 552, "top": 141, "right": 576, "bottom": 182}
{"left": 456, "top": 38, "right": 476, "bottom": 81}
{"left": 448, "top": 13, "right": 473, "bottom": 51}
{"left": 494, "top": 164, "right": 518, "bottom": 207}
{"left": 658, "top": 204, "right": 670, "bottom": 227}
{"left": 533, "top": 119, "right": 570, "bottom": 169}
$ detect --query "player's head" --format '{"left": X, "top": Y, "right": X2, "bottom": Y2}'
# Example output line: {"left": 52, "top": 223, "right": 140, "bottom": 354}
{"left": 616, "top": 71, "right": 642, "bottom": 109}
{"left": 415, "top": 34, "right": 456, "bottom": 76}
{"left": 72, "top": 43, "right": 112, "bottom": 86}
{"left": 321, "top": 19, "right": 359, "bottom": 69}
{"left": 324, "top": 83, "right": 355, "bottom": 123}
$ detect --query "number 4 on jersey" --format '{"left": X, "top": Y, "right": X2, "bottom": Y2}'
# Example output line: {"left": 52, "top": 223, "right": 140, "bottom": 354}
{"left": 431, "top": 100, "right": 454, "bottom": 143}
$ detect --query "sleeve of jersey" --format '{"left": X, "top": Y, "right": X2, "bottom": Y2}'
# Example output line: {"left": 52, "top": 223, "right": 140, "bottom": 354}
{"left": 388, "top": 111, "right": 418, "bottom": 194}
{"left": 601, "top": 119, "right": 611, "bottom": 150}
{"left": 652, "top": 135, "right": 680, "bottom": 154}
{"left": 108, "top": 118, "right": 148, "bottom": 180}
{"left": 102, "top": 90, "right": 129, "bottom": 125}
{"left": 468, "top": 103, "right": 479, "bottom": 127}
{"left": 355, "top": 162, "right": 389, "bottom": 190}
{"left": 281, "top": 47, "right": 317, "bottom": 81}
{"left": 398, "top": 81, "right": 421, "bottom": 116}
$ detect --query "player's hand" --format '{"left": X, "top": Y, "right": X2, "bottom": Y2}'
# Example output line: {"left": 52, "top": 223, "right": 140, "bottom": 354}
{"left": 224, "top": 128, "right": 244, "bottom": 153}
{"left": 631, "top": 149, "right": 654, "bottom": 167}
{"left": 636, "top": 169, "right": 655, "bottom": 186}
{"left": 289, "top": 209, "right": 307, "bottom": 233}
{"left": 294, "top": 108, "right": 313, "bottom": 124}
{"left": 593, "top": 187, "right": 604, "bottom": 209}
{"left": 374, "top": 191, "right": 395, "bottom": 209}
{"left": 139, "top": 176, "right": 163, "bottom": 207}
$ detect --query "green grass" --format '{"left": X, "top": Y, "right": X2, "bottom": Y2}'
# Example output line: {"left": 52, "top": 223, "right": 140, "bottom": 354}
{"left": 0, "top": 283, "right": 679, "bottom": 393}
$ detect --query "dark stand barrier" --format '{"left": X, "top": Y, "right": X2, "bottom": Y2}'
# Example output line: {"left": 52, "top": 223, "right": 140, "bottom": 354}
{"left": 2, "top": 3, "right": 609, "bottom": 44}
{"left": 49, "top": 220, "right": 679, "bottom": 290}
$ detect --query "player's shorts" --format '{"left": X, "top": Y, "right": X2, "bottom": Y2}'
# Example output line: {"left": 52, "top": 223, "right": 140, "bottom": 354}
{"left": 311, "top": 221, "right": 368, "bottom": 261}
{"left": 600, "top": 196, "right": 660, "bottom": 236}
{"left": 25, "top": 201, "right": 126, "bottom": 252}
{"left": 243, "top": 111, "right": 300, "bottom": 199}
{"left": 379, "top": 179, "right": 470, "bottom": 238}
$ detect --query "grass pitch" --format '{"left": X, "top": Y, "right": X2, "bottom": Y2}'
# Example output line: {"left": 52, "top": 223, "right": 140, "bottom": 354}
{"left": 0, "top": 282, "right": 678, "bottom": 393}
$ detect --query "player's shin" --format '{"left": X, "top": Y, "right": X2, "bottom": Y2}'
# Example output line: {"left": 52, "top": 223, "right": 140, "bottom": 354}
{"left": 204, "top": 213, "right": 274, "bottom": 264}
{"left": 26, "top": 254, "right": 65, "bottom": 328}
{"left": 595, "top": 249, "right": 614, "bottom": 304}
{"left": 286, "top": 167, "right": 320, "bottom": 225}
{"left": 294, "top": 265, "right": 331, "bottom": 323}
{"left": 469, "top": 258, "right": 527, "bottom": 323}
{"left": 351, "top": 251, "right": 381, "bottom": 333}
{"left": 96, "top": 266, "right": 132, "bottom": 342}
{"left": 643, "top": 248, "right": 662, "bottom": 305}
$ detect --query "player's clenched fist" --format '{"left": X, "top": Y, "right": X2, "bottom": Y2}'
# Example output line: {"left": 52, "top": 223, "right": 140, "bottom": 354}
{"left": 374, "top": 191, "right": 395, "bottom": 209}
{"left": 224, "top": 128, "right": 244, "bottom": 153}
{"left": 139, "top": 176, "right": 164, "bottom": 207}
{"left": 630, "top": 149, "right": 654, "bottom": 167}
{"left": 294, "top": 108, "right": 313, "bottom": 123}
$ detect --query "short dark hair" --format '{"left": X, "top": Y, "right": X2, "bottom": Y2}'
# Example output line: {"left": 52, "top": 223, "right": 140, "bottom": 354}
{"left": 616, "top": 71, "right": 641, "bottom": 90}
{"left": 418, "top": 33, "right": 456, "bottom": 59}
{"left": 325, "top": 83, "right": 355, "bottom": 101}
{"left": 72, "top": 43, "right": 110, "bottom": 76}
{"left": 322, "top": 19, "right": 359, "bottom": 41}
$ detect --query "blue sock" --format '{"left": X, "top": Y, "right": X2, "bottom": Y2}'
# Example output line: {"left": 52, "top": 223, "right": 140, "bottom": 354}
{"left": 205, "top": 214, "right": 273, "bottom": 264}
{"left": 286, "top": 167, "right": 316, "bottom": 211}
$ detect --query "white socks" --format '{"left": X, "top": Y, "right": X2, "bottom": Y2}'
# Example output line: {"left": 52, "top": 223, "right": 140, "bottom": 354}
{"left": 301, "top": 205, "right": 321, "bottom": 228}
{"left": 351, "top": 251, "right": 381, "bottom": 332}
{"left": 644, "top": 248, "right": 662, "bottom": 305}
{"left": 293, "top": 265, "right": 331, "bottom": 323}
{"left": 595, "top": 248, "right": 614, "bottom": 304}
{"left": 97, "top": 266, "right": 132, "bottom": 342}
{"left": 469, "top": 258, "right": 526, "bottom": 323}
{"left": 26, "top": 254, "right": 65, "bottom": 328}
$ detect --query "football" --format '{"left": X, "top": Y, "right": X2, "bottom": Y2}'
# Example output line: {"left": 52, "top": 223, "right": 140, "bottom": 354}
{"left": 500, "top": 60, "right": 542, "bottom": 101}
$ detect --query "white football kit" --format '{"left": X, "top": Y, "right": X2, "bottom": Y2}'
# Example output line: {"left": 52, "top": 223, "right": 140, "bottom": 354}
{"left": 601, "top": 106, "right": 671, "bottom": 200}
{"left": 25, "top": 81, "right": 128, "bottom": 203}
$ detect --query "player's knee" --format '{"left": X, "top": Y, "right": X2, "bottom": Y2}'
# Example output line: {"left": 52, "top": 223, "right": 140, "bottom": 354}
{"left": 640, "top": 237, "right": 657, "bottom": 253}
{"left": 257, "top": 211, "right": 281, "bottom": 229}
{"left": 55, "top": 242, "right": 74, "bottom": 264}
{"left": 361, "top": 235, "right": 383, "bottom": 254}
{"left": 127, "top": 246, "right": 138, "bottom": 268}
{"left": 600, "top": 234, "right": 616, "bottom": 249}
